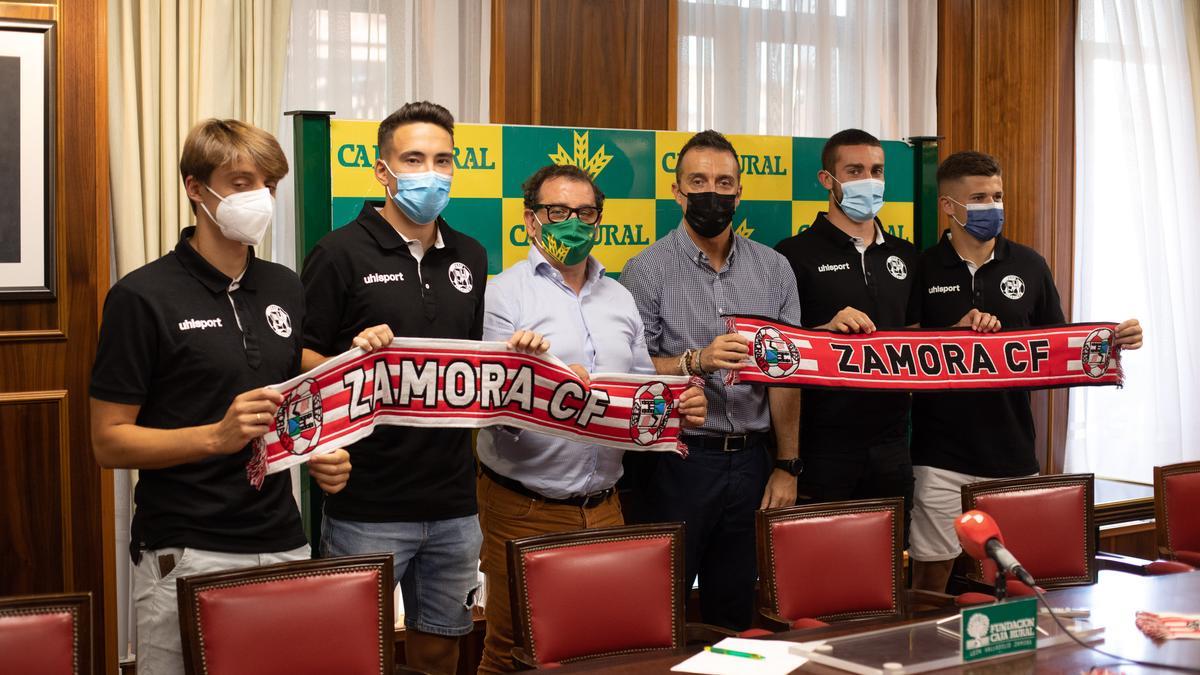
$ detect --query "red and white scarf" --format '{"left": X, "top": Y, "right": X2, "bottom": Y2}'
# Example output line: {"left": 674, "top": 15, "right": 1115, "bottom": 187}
{"left": 725, "top": 315, "right": 1124, "bottom": 391}
{"left": 247, "top": 338, "right": 696, "bottom": 487}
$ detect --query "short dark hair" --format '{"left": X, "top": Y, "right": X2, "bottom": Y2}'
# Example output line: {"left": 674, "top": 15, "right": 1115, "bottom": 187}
{"left": 937, "top": 151, "right": 1003, "bottom": 188}
{"left": 675, "top": 130, "right": 740, "bottom": 180}
{"left": 377, "top": 101, "right": 455, "bottom": 156}
{"left": 821, "top": 129, "right": 882, "bottom": 173}
{"left": 522, "top": 164, "right": 606, "bottom": 211}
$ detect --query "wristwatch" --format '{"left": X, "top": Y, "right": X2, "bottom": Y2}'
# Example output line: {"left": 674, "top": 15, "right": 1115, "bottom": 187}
{"left": 774, "top": 457, "right": 804, "bottom": 476}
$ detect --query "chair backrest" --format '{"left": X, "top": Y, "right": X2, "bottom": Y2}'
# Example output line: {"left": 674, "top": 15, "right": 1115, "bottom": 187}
{"left": 177, "top": 554, "right": 393, "bottom": 675}
{"left": 0, "top": 592, "right": 91, "bottom": 675}
{"left": 962, "top": 474, "right": 1095, "bottom": 590}
{"left": 507, "top": 522, "right": 684, "bottom": 666}
{"left": 756, "top": 498, "right": 904, "bottom": 624}
{"left": 1154, "top": 461, "right": 1200, "bottom": 559}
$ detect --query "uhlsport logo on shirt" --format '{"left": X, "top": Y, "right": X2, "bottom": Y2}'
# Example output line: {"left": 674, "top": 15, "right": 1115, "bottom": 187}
{"left": 265, "top": 304, "right": 292, "bottom": 338}
{"left": 275, "top": 378, "right": 324, "bottom": 455}
{"left": 1080, "top": 327, "right": 1115, "bottom": 379}
{"left": 928, "top": 284, "right": 961, "bottom": 294}
{"left": 178, "top": 317, "right": 223, "bottom": 331}
{"left": 363, "top": 272, "right": 404, "bottom": 285}
{"left": 1001, "top": 274, "right": 1026, "bottom": 300}
{"left": 753, "top": 326, "right": 801, "bottom": 378}
{"left": 818, "top": 262, "right": 852, "bottom": 273}
{"left": 886, "top": 255, "right": 908, "bottom": 280}
{"left": 629, "top": 381, "right": 675, "bottom": 446}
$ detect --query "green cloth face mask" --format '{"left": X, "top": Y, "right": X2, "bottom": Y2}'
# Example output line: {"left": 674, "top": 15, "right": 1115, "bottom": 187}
{"left": 537, "top": 216, "right": 595, "bottom": 266}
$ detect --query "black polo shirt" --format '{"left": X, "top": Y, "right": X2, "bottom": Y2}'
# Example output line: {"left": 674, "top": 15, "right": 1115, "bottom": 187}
{"left": 775, "top": 213, "right": 919, "bottom": 447}
{"left": 910, "top": 232, "right": 1065, "bottom": 477}
{"left": 301, "top": 201, "right": 487, "bottom": 522}
{"left": 90, "top": 227, "right": 307, "bottom": 559}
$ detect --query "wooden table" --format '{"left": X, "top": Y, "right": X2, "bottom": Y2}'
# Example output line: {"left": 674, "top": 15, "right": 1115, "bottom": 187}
{"left": 545, "top": 571, "right": 1200, "bottom": 673}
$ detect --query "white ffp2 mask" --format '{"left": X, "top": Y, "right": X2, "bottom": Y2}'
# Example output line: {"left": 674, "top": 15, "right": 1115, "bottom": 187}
{"left": 202, "top": 185, "right": 274, "bottom": 246}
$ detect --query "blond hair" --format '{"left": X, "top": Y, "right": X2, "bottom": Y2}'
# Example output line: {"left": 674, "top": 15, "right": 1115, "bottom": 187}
{"left": 179, "top": 118, "right": 288, "bottom": 186}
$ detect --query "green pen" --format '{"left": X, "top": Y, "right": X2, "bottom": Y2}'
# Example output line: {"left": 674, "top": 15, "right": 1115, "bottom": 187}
{"left": 705, "top": 645, "right": 766, "bottom": 660}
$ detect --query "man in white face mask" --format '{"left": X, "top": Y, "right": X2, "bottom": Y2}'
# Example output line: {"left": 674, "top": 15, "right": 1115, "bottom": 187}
{"left": 89, "top": 119, "right": 358, "bottom": 675}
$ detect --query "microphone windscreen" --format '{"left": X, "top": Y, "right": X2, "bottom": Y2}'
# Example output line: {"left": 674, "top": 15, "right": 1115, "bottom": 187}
{"left": 955, "top": 510, "right": 1004, "bottom": 560}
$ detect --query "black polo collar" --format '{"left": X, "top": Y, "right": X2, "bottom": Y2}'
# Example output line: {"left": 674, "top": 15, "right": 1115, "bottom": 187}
{"left": 812, "top": 212, "right": 891, "bottom": 250}
{"left": 936, "top": 230, "right": 1010, "bottom": 268}
{"left": 357, "top": 201, "right": 459, "bottom": 253}
{"left": 174, "top": 226, "right": 258, "bottom": 293}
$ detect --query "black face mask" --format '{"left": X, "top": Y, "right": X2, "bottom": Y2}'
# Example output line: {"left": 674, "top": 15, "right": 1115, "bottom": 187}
{"left": 681, "top": 190, "right": 737, "bottom": 238}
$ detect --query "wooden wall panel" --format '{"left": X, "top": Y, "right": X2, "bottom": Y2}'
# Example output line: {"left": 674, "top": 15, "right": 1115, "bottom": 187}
{"left": 937, "top": 0, "right": 1076, "bottom": 473}
{"left": 0, "top": 393, "right": 69, "bottom": 595}
{"left": 0, "top": 0, "right": 114, "bottom": 673}
{"left": 491, "top": 0, "right": 675, "bottom": 130}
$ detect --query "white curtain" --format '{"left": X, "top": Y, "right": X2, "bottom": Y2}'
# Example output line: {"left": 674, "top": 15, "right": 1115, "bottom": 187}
{"left": 271, "top": 0, "right": 491, "bottom": 269}
{"left": 1068, "top": 0, "right": 1200, "bottom": 482}
{"left": 676, "top": 0, "right": 936, "bottom": 138}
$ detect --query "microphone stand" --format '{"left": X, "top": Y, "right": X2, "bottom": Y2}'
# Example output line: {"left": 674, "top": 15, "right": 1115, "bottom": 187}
{"left": 993, "top": 568, "right": 1007, "bottom": 601}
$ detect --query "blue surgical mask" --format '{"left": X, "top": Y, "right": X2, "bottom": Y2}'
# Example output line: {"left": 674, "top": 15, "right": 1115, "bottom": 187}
{"left": 382, "top": 165, "right": 452, "bottom": 224}
{"left": 950, "top": 198, "right": 1004, "bottom": 241}
{"left": 831, "top": 175, "right": 885, "bottom": 223}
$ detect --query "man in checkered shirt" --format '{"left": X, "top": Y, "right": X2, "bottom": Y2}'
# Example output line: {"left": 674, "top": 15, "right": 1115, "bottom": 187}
{"left": 620, "top": 130, "right": 803, "bottom": 631}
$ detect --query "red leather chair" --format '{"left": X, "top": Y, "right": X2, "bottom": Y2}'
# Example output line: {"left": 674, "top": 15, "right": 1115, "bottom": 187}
{"left": 961, "top": 474, "right": 1096, "bottom": 594}
{"left": 177, "top": 554, "right": 393, "bottom": 675}
{"left": 754, "top": 498, "right": 905, "bottom": 630}
{"left": 0, "top": 592, "right": 91, "bottom": 675}
{"left": 507, "top": 522, "right": 694, "bottom": 668}
{"left": 1155, "top": 461, "right": 1200, "bottom": 566}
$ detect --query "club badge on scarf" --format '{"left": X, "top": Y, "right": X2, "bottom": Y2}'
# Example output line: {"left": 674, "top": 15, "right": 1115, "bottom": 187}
{"left": 724, "top": 315, "right": 1124, "bottom": 391}
{"left": 247, "top": 338, "right": 698, "bottom": 488}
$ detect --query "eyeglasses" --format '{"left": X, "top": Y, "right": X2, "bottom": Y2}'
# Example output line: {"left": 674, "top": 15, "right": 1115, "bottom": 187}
{"left": 533, "top": 203, "right": 602, "bottom": 225}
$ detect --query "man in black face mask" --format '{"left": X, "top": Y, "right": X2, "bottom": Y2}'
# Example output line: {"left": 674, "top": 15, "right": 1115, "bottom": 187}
{"left": 620, "top": 130, "right": 803, "bottom": 631}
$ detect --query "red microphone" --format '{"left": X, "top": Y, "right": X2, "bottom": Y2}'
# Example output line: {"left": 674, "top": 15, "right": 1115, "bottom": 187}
{"left": 955, "top": 510, "right": 1036, "bottom": 587}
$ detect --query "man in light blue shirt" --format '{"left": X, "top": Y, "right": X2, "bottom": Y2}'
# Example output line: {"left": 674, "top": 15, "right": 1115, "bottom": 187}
{"left": 476, "top": 164, "right": 706, "bottom": 673}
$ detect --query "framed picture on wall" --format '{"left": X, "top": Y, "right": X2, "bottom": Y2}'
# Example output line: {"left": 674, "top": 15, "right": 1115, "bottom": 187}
{"left": 0, "top": 19, "right": 55, "bottom": 299}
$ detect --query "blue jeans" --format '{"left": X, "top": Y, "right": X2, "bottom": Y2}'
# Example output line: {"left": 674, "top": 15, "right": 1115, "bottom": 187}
{"left": 320, "top": 513, "right": 483, "bottom": 636}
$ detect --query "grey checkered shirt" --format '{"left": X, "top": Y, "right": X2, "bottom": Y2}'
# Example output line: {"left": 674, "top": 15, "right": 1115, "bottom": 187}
{"left": 620, "top": 223, "right": 803, "bottom": 436}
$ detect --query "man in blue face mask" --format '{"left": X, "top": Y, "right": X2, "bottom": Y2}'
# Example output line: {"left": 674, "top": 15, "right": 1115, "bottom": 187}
{"left": 299, "top": 101, "right": 542, "bottom": 675}
{"left": 908, "top": 151, "right": 1144, "bottom": 594}
{"left": 775, "top": 129, "right": 919, "bottom": 537}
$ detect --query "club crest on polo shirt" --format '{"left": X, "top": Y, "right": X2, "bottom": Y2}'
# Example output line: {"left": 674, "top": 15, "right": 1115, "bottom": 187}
{"left": 1080, "top": 327, "right": 1115, "bottom": 379}
{"left": 629, "top": 381, "right": 674, "bottom": 446}
{"left": 1001, "top": 274, "right": 1026, "bottom": 300}
{"left": 448, "top": 262, "right": 473, "bottom": 293}
{"left": 265, "top": 304, "right": 292, "bottom": 338}
{"left": 753, "top": 326, "right": 801, "bottom": 378}
{"left": 886, "top": 255, "right": 908, "bottom": 280}
{"left": 275, "top": 377, "right": 324, "bottom": 455}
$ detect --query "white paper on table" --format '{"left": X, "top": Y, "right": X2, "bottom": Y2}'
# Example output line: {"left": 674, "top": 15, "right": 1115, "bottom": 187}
{"left": 671, "top": 637, "right": 825, "bottom": 675}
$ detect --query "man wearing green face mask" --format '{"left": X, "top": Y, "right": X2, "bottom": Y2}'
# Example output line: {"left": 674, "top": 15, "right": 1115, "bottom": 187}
{"left": 476, "top": 164, "right": 708, "bottom": 672}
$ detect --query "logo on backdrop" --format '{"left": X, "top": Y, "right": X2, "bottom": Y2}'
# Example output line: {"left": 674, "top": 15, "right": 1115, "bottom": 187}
{"left": 886, "top": 255, "right": 908, "bottom": 280}
{"left": 1001, "top": 274, "right": 1026, "bottom": 300}
{"left": 265, "top": 305, "right": 292, "bottom": 338}
{"left": 752, "top": 326, "right": 801, "bottom": 378}
{"left": 275, "top": 378, "right": 324, "bottom": 455}
{"left": 448, "top": 262, "right": 474, "bottom": 293}
{"left": 548, "top": 131, "right": 613, "bottom": 179}
{"left": 629, "top": 381, "right": 675, "bottom": 446}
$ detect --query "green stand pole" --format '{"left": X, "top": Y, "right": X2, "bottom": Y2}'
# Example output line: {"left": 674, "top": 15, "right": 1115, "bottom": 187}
{"left": 285, "top": 110, "right": 334, "bottom": 552}
{"left": 908, "top": 136, "right": 942, "bottom": 251}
